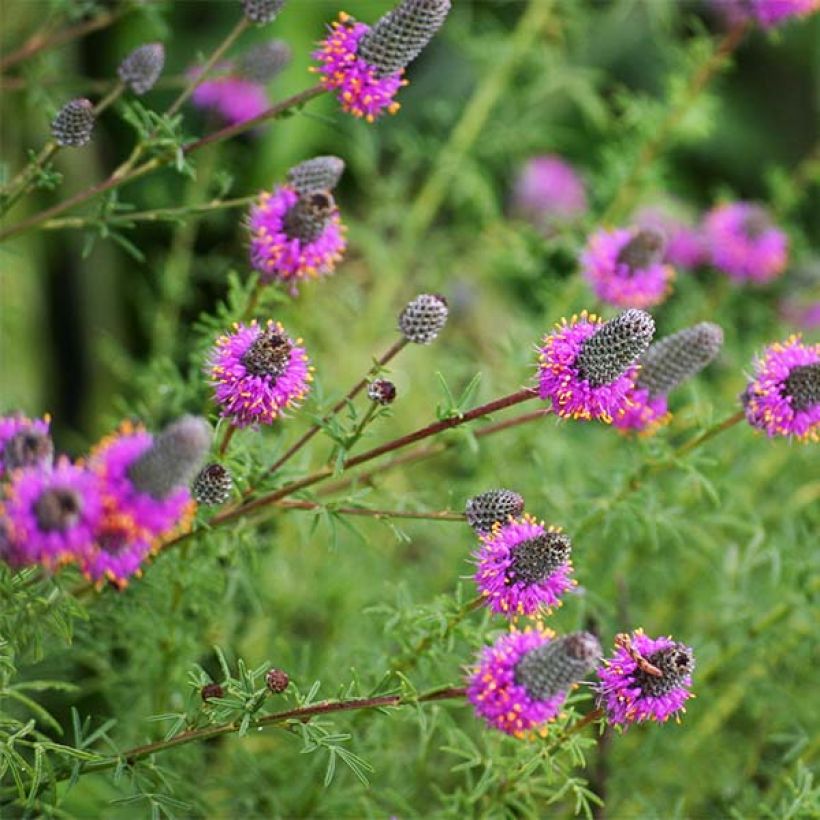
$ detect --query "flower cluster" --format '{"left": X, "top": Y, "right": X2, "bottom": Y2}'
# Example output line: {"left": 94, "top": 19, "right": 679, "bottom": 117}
{"left": 1, "top": 416, "right": 210, "bottom": 586}
{"left": 511, "top": 155, "right": 587, "bottom": 234}
{"left": 718, "top": 0, "right": 819, "bottom": 29}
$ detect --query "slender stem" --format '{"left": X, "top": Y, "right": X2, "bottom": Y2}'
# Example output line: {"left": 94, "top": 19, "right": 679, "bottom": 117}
{"left": 602, "top": 21, "right": 748, "bottom": 223}
{"left": 63, "top": 686, "right": 467, "bottom": 778}
{"left": 1, "top": 74, "right": 195, "bottom": 94}
{"left": 275, "top": 499, "right": 465, "bottom": 522}
{"left": 218, "top": 426, "right": 236, "bottom": 458}
{"left": 0, "top": 84, "right": 327, "bottom": 243}
{"left": 402, "top": 0, "right": 556, "bottom": 246}
{"left": 92, "top": 80, "right": 126, "bottom": 116}
{"left": 0, "top": 6, "right": 129, "bottom": 73}
{"left": 243, "top": 338, "right": 408, "bottom": 497}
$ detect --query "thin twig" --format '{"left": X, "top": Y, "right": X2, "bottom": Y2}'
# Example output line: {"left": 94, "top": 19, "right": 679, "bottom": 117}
{"left": 275, "top": 500, "right": 465, "bottom": 522}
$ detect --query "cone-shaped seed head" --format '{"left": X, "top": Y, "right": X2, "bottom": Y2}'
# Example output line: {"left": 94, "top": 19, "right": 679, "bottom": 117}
{"left": 118, "top": 42, "right": 165, "bottom": 95}
{"left": 34, "top": 488, "right": 82, "bottom": 532}
{"left": 242, "top": 0, "right": 286, "bottom": 24}
{"left": 784, "top": 363, "right": 820, "bottom": 412}
{"left": 287, "top": 156, "right": 345, "bottom": 194}
{"left": 616, "top": 228, "right": 666, "bottom": 272}
{"left": 236, "top": 40, "right": 292, "bottom": 83}
{"left": 514, "top": 632, "right": 602, "bottom": 701}
{"left": 398, "top": 293, "right": 449, "bottom": 344}
{"left": 192, "top": 463, "right": 233, "bottom": 506}
{"left": 368, "top": 379, "right": 397, "bottom": 405}
{"left": 465, "top": 489, "right": 525, "bottom": 534}
{"left": 3, "top": 429, "right": 54, "bottom": 473}
{"left": 127, "top": 416, "right": 212, "bottom": 500}
{"left": 51, "top": 98, "right": 95, "bottom": 147}
{"left": 638, "top": 645, "right": 695, "bottom": 697}
{"left": 241, "top": 327, "right": 293, "bottom": 378}
{"left": 282, "top": 190, "right": 335, "bottom": 243}
{"left": 508, "top": 531, "right": 572, "bottom": 585}
{"left": 358, "top": 0, "right": 452, "bottom": 77}
{"left": 637, "top": 322, "right": 724, "bottom": 398}
{"left": 576, "top": 309, "right": 655, "bottom": 388}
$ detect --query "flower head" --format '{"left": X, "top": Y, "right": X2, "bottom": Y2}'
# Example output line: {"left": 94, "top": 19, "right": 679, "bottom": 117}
{"left": 190, "top": 67, "right": 271, "bottom": 126}
{"left": 235, "top": 40, "right": 292, "bottom": 83}
{"left": 597, "top": 630, "right": 694, "bottom": 725}
{"left": 474, "top": 515, "right": 575, "bottom": 617}
{"left": 634, "top": 201, "right": 707, "bottom": 268}
{"left": 248, "top": 185, "right": 346, "bottom": 289}
{"left": 614, "top": 322, "right": 724, "bottom": 434}
{"left": 2, "top": 459, "right": 102, "bottom": 568}
{"left": 367, "top": 379, "right": 397, "bottom": 405}
{"left": 467, "top": 630, "right": 601, "bottom": 737}
{"left": 742, "top": 336, "right": 820, "bottom": 442}
{"left": 718, "top": 0, "right": 819, "bottom": 28}
{"left": 287, "top": 155, "right": 346, "bottom": 195}
{"left": 118, "top": 43, "right": 165, "bottom": 95}
{"left": 80, "top": 504, "right": 153, "bottom": 587}
{"left": 581, "top": 227, "right": 675, "bottom": 308}
{"left": 512, "top": 155, "right": 587, "bottom": 233}
{"left": 312, "top": 1, "right": 450, "bottom": 122}
{"left": 465, "top": 488, "right": 525, "bottom": 535}
{"left": 209, "top": 320, "right": 312, "bottom": 428}
{"left": 398, "top": 293, "right": 449, "bottom": 344}
{"left": 0, "top": 413, "right": 53, "bottom": 478}
{"left": 192, "top": 463, "right": 233, "bottom": 506}
{"left": 704, "top": 202, "right": 788, "bottom": 283}
{"left": 51, "top": 98, "right": 95, "bottom": 147}
{"left": 538, "top": 309, "right": 655, "bottom": 422}
{"left": 242, "top": 0, "right": 286, "bottom": 25}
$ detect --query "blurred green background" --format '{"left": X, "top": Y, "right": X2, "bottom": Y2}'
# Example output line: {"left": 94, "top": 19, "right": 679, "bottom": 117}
{"left": 1, "top": 0, "right": 818, "bottom": 817}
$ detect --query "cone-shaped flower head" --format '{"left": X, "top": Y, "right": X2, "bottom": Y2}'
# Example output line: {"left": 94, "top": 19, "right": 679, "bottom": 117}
{"left": 118, "top": 43, "right": 165, "bottom": 94}
{"left": 614, "top": 322, "right": 724, "bottom": 434}
{"left": 287, "top": 155, "right": 345, "bottom": 194}
{"left": 1, "top": 459, "right": 102, "bottom": 568}
{"left": 192, "top": 463, "right": 233, "bottom": 506}
{"left": 0, "top": 414, "right": 53, "bottom": 477}
{"left": 742, "top": 335, "right": 820, "bottom": 442}
{"left": 474, "top": 515, "right": 575, "bottom": 617}
{"left": 465, "top": 488, "right": 525, "bottom": 535}
{"left": 634, "top": 201, "right": 707, "bottom": 269}
{"left": 209, "top": 320, "right": 312, "bottom": 428}
{"left": 51, "top": 98, "right": 95, "bottom": 147}
{"left": 312, "top": 1, "right": 450, "bottom": 122}
{"left": 398, "top": 293, "right": 449, "bottom": 344}
{"left": 367, "top": 379, "right": 397, "bottom": 405}
{"left": 236, "top": 40, "right": 292, "bottom": 83}
{"left": 597, "top": 630, "right": 694, "bottom": 725}
{"left": 581, "top": 227, "right": 675, "bottom": 308}
{"left": 704, "top": 202, "right": 788, "bottom": 283}
{"left": 538, "top": 310, "right": 655, "bottom": 422}
{"left": 89, "top": 421, "right": 199, "bottom": 542}
{"left": 242, "top": 0, "right": 286, "bottom": 24}
{"left": 511, "top": 155, "right": 587, "bottom": 234}
{"left": 249, "top": 183, "right": 346, "bottom": 289}
{"left": 467, "top": 629, "right": 601, "bottom": 737}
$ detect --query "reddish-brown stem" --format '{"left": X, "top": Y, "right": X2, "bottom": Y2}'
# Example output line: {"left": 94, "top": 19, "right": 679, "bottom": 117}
{"left": 242, "top": 338, "right": 408, "bottom": 497}
{"left": 0, "top": 84, "right": 327, "bottom": 243}
{"left": 0, "top": 7, "right": 129, "bottom": 73}
{"left": 275, "top": 499, "right": 465, "bottom": 522}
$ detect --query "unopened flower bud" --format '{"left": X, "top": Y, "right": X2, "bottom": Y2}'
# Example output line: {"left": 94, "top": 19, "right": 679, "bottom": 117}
{"left": 236, "top": 40, "right": 292, "bottom": 83}
{"left": 118, "top": 42, "right": 165, "bottom": 95}
{"left": 265, "top": 667, "right": 289, "bottom": 693}
{"left": 398, "top": 293, "right": 448, "bottom": 344}
{"left": 51, "top": 99, "right": 95, "bottom": 147}
{"left": 201, "top": 682, "right": 225, "bottom": 701}
{"left": 127, "top": 416, "right": 212, "bottom": 500}
{"left": 287, "top": 155, "right": 345, "bottom": 195}
{"left": 514, "top": 631, "right": 602, "bottom": 701}
{"left": 242, "top": 0, "right": 286, "bottom": 25}
{"left": 282, "top": 190, "right": 335, "bottom": 243}
{"left": 367, "top": 379, "right": 397, "bottom": 405}
{"left": 465, "top": 489, "right": 525, "bottom": 534}
{"left": 192, "top": 463, "right": 233, "bottom": 506}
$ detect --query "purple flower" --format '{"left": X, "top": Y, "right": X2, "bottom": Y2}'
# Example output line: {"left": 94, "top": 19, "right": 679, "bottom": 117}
{"left": 537, "top": 310, "right": 654, "bottom": 423}
{"left": 474, "top": 515, "right": 575, "bottom": 618}
{"left": 581, "top": 227, "right": 675, "bottom": 308}
{"left": 0, "top": 413, "right": 53, "bottom": 478}
{"left": 718, "top": 0, "right": 819, "bottom": 28}
{"left": 612, "top": 388, "right": 671, "bottom": 435}
{"left": 248, "top": 185, "right": 346, "bottom": 290}
{"left": 467, "top": 630, "right": 601, "bottom": 738}
{"left": 190, "top": 65, "right": 270, "bottom": 126}
{"left": 780, "top": 299, "right": 820, "bottom": 332}
{"left": 209, "top": 320, "right": 312, "bottom": 428}
{"left": 312, "top": 13, "right": 406, "bottom": 122}
{"left": 1, "top": 458, "right": 102, "bottom": 568}
{"left": 634, "top": 202, "right": 707, "bottom": 269}
{"left": 89, "top": 423, "right": 196, "bottom": 540}
{"left": 80, "top": 505, "right": 153, "bottom": 588}
{"left": 742, "top": 335, "right": 820, "bottom": 442}
{"left": 704, "top": 202, "right": 788, "bottom": 283}
{"left": 512, "top": 155, "right": 587, "bottom": 233}
{"left": 597, "top": 630, "right": 694, "bottom": 726}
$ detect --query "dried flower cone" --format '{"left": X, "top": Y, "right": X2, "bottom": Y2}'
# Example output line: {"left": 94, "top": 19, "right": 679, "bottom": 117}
{"left": 465, "top": 489, "right": 525, "bottom": 534}
{"left": 398, "top": 293, "right": 449, "bottom": 344}
{"left": 515, "top": 632, "right": 602, "bottom": 700}
{"left": 576, "top": 309, "right": 655, "bottom": 387}
{"left": 118, "top": 43, "right": 165, "bottom": 95}
{"left": 287, "top": 156, "right": 345, "bottom": 194}
{"left": 192, "top": 463, "right": 233, "bottom": 506}
{"left": 236, "top": 40, "right": 292, "bottom": 83}
{"left": 51, "top": 99, "right": 95, "bottom": 147}
{"left": 242, "top": 0, "right": 286, "bottom": 25}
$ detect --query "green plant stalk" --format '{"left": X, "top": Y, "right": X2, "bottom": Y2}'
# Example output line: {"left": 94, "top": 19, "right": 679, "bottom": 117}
{"left": 275, "top": 500, "right": 465, "bottom": 522}
{"left": 402, "top": 0, "right": 557, "bottom": 247}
